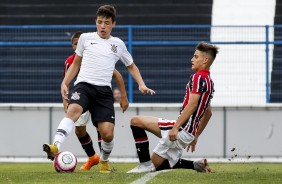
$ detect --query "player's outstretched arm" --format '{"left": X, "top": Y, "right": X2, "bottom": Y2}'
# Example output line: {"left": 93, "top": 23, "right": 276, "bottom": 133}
{"left": 127, "top": 63, "right": 155, "bottom": 95}
{"left": 113, "top": 69, "right": 128, "bottom": 112}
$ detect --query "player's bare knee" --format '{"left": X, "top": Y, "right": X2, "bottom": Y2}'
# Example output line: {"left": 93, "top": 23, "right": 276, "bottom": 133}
{"left": 66, "top": 108, "right": 82, "bottom": 121}
{"left": 101, "top": 132, "right": 114, "bottom": 142}
{"left": 130, "top": 116, "right": 141, "bottom": 126}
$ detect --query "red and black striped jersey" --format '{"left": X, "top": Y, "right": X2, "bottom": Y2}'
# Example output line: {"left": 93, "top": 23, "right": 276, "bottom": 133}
{"left": 181, "top": 70, "right": 214, "bottom": 136}
{"left": 63, "top": 53, "right": 76, "bottom": 77}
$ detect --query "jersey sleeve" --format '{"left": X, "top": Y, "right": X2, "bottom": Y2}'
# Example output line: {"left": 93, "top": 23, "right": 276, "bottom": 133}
{"left": 119, "top": 40, "right": 133, "bottom": 66}
{"left": 75, "top": 34, "right": 85, "bottom": 57}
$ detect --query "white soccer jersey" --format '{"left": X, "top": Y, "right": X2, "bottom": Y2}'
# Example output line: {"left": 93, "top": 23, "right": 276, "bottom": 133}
{"left": 74, "top": 32, "right": 133, "bottom": 87}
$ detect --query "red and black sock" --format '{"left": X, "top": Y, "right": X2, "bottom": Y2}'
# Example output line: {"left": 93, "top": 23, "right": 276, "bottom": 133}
{"left": 78, "top": 132, "right": 95, "bottom": 157}
{"left": 130, "top": 125, "right": 151, "bottom": 163}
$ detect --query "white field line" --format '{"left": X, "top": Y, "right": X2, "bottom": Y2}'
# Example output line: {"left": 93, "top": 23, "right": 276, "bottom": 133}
{"left": 130, "top": 170, "right": 170, "bottom": 184}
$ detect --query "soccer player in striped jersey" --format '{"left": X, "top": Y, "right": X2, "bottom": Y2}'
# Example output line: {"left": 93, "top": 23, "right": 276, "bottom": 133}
{"left": 127, "top": 42, "right": 219, "bottom": 173}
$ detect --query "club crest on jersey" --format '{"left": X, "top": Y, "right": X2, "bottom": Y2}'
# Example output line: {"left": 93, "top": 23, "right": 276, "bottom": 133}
{"left": 110, "top": 44, "right": 117, "bottom": 53}
{"left": 71, "top": 92, "right": 80, "bottom": 100}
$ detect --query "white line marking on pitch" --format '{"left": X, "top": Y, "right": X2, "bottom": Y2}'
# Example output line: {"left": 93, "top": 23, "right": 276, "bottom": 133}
{"left": 130, "top": 170, "right": 170, "bottom": 184}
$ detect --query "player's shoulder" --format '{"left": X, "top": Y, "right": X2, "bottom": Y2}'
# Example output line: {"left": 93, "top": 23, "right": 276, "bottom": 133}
{"left": 80, "top": 32, "right": 95, "bottom": 39}
{"left": 65, "top": 53, "right": 76, "bottom": 64}
{"left": 109, "top": 35, "right": 125, "bottom": 45}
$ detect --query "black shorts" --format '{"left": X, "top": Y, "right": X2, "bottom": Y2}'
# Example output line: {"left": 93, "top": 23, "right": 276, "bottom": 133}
{"left": 69, "top": 82, "right": 115, "bottom": 127}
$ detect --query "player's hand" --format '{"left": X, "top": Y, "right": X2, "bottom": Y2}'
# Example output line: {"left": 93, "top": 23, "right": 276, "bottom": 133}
{"left": 120, "top": 96, "right": 129, "bottom": 112}
{"left": 139, "top": 85, "right": 156, "bottom": 95}
{"left": 169, "top": 127, "right": 179, "bottom": 141}
{"left": 187, "top": 136, "right": 198, "bottom": 152}
{"left": 61, "top": 83, "right": 69, "bottom": 100}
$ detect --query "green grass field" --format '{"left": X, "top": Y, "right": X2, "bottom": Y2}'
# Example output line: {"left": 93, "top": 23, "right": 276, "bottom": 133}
{"left": 0, "top": 162, "right": 282, "bottom": 184}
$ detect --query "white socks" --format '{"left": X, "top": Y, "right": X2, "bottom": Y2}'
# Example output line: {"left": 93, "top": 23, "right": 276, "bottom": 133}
{"left": 53, "top": 117, "right": 74, "bottom": 150}
{"left": 100, "top": 139, "right": 114, "bottom": 161}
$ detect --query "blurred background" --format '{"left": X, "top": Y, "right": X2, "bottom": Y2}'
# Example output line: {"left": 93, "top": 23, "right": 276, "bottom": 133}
{"left": 0, "top": 0, "right": 281, "bottom": 161}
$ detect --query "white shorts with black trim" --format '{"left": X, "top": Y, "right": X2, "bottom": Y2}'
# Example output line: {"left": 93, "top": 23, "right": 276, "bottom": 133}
{"left": 153, "top": 118, "right": 195, "bottom": 167}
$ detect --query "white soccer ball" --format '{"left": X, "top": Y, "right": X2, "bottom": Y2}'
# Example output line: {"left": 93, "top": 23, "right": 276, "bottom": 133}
{"left": 53, "top": 151, "right": 77, "bottom": 173}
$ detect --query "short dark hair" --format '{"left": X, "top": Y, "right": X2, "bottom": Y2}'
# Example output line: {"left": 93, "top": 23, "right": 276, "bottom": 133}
{"left": 96, "top": 5, "right": 116, "bottom": 22}
{"left": 71, "top": 31, "right": 82, "bottom": 42}
{"left": 195, "top": 42, "right": 219, "bottom": 60}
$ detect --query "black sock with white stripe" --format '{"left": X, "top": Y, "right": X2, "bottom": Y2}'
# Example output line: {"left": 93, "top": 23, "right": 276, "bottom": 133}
{"left": 130, "top": 125, "right": 151, "bottom": 163}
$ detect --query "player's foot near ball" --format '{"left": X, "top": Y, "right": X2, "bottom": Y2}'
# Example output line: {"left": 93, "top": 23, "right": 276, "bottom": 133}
{"left": 43, "top": 143, "right": 58, "bottom": 161}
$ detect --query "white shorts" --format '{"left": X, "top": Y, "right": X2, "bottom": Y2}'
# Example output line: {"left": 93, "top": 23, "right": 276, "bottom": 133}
{"left": 153, "top": 118, "right": 194, "bottom": 167}
{"left": 73, "top": 111, "right": 91, "bottom": 126}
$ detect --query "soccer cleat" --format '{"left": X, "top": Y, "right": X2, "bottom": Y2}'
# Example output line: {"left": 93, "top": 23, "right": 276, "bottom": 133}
{"left": 193, "top": 159, "right": 211, "bottom": 173}
{"left": 43, "top": 143, "right": 58, "bottom": 161}
{"left": 79, "top": 153, "right": 100, "bottom": 170}
{"left": 127, "top": 163, "right": 156, "bottom": 173}
{"left": 99, "top": 160, "right": 112, "bottom": 173}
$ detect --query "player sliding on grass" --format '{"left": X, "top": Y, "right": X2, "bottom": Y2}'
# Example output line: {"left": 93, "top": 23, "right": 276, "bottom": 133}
{"left": 127, "top": 42, "right": 219, "bottom": 173}
{"left": 43, "top": 4, "right": 155, "bottom": 174}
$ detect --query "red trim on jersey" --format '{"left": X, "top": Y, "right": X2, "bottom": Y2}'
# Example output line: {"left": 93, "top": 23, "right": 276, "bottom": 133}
{"left": 63, "top": 53, "right": 76, "bottom": 77}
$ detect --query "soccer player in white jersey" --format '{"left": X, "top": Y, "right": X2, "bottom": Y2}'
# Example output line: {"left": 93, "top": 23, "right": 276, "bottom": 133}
{"left": 127, "top": 42, "right": 219, "bottom": 173}
{"left": 61, "top": 31, "right": 129, "bottom": 171}
{"left": 43, "top": 4, "right": 155, "bottom": 173}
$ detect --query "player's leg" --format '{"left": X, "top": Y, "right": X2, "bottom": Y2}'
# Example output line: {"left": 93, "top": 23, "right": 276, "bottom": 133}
{"left": 43, "top": 103, "right": 83, "bottom": 160}
{"left": 97, "top": 122, "right": 114, "bottom": 173}
{"left": 74, "top": 111, "right": 99, "bottom": 170}
{"left": 43, "top": 83, "right": 90, "bottom": 160}
{"left": 76, "top": 128, "right": 99, "bottom": 170}
{"left": 127, "top": 116, "right": 161, "bottom": 173}
{"left": 151, "top": 152, "right": 166, "bottom": 168}
{"left": 91, "top": 85, "right": 115, "bottom": 173}
{"left": 166, "top": 158, "right": 211, "bottom": 172}
{"left": 154, "top": 158, "right": 210, "bottom": 172}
